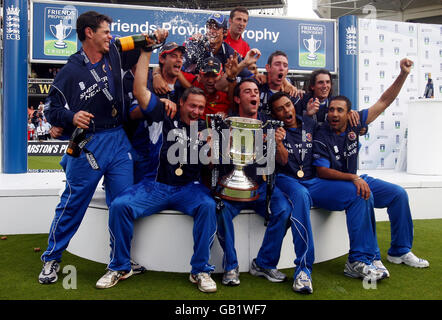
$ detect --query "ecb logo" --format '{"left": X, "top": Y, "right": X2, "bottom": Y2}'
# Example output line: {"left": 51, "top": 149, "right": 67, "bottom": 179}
{"left": 44, "top": 6, "right": 78, "bottom": 57}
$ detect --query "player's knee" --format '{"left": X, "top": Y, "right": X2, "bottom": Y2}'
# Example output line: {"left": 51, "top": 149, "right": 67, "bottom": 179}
{"left": 392, "top": 184, "right": 409, "bottom": 202}
{"left": 109, "top": 195, "right": 131, "bottom": 217}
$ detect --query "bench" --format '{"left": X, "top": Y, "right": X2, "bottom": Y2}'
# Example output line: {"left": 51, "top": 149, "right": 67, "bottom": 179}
{"left": 67, "top": 188, "right": 350, "bottom": 273}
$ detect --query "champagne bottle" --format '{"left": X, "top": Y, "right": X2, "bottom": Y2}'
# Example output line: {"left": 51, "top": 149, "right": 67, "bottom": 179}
{"left": 115, "top": 33, "right": 157, "bottom": 52}
{"left": 66, "top": 127, "right": 86, "bottom": 157}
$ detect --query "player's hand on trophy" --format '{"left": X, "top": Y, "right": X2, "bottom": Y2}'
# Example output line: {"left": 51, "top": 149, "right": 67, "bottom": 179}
{"left": 275, "top": 127, "right": 286, "bottom": 146}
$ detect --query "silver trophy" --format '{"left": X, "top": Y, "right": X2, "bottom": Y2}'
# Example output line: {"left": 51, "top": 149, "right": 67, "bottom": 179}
{"left": 216, "top": 116, "right": 262, "bottom": 202}
{"left": 50, "top": 20, "right": 72, "bottom": 49}
{"left": 303, "top": 35, "right": 321, "bottom": 61}
{"left": 210, "top": 116, "right": 282, "bottom": 202}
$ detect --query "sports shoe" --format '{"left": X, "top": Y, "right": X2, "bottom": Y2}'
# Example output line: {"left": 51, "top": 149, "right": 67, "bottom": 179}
{"left": 96, "top": 269, "right": 134, "bottom": 289}
{"left": 249, "top": 258, "right": 287, "bottom": 283}
{"left": 189, "top": 272, "right": 217, "bottom": 293}
{"left": 344, "top": 260, "right": 388, "bottom": 281}
{"left": 387, "top": 252, "right": 429, "bottom": 268}
{"left": 293, "top": 270, "right": 313, "bottom": 294}
{"left": 373, "top": 259, "right": 390, "bottom": 278}
{"left": 38, "top": 260, "right": 60, "bottom": 284}
{"left": 222, "top": 266, "right": 240, "bottom": 286}
{"left": 130, "top": 260, "right": 146, "bottom": 275}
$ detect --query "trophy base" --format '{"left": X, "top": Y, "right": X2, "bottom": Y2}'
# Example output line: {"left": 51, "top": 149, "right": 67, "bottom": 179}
{"left": 215, "top": 170, "right": 260, "bottom": 202}
{"left": 215, "top": 185, "right": 259, "bottom": 202}
{"left": 307, "top": 54, "right": 318, "bottom": 60}
{"left": 54, "top": 41, "right": 67, "bottom": 49}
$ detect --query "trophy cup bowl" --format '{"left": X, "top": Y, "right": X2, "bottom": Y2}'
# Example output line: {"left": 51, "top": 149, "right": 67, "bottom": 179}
{"left": 50, "top": 20, "right": 72, "bottom": 49}
{"left": 303, "top": 35, "right": 321, "bottom": 61}
{"left": 216, "top": 116, "right": 262, "bottom": 202}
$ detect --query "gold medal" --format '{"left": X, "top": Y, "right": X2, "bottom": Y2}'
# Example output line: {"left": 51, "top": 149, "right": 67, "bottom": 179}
{"left": 262, "top": 175, "right": 267, "bottom": 182}
{"left": 111, "top": 106, "right": 118, "bottom": 117}
{"left": 297, "top": 170, "right": 304, "bottom": 178}
{"left": 175, "top": 166, "right": 183, "bottom": 176}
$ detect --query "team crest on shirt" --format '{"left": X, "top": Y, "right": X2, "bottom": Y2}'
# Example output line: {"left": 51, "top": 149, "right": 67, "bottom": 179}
{"left": 348, "top": 131, "right": 357, "bottom": 141}
{"left": 306, "top": 133, "right": 313, "bottom": 142}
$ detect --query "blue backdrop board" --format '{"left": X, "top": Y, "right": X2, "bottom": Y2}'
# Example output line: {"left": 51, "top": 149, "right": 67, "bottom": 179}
{"left": 338, "top": 15, "right": 358, "bottom": 109}
{"left": 2, "top": 0, "right": 28, "bottom": 173}
{"left": 30, "top": 0, "right": 336, "bottom": 73}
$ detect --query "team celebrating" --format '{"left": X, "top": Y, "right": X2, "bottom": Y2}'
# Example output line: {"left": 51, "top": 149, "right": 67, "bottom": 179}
{"left": 38, "top": 8, "right": 429, "bottom": 294}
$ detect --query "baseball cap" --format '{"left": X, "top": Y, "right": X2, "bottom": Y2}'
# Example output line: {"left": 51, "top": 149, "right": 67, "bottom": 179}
{"left": 200, "top": 56, "right": 222, "bottom": 75}
{"left": 206, "top": 13, "right": 228, "bottom": 29}
{"left": 159, "top": 42, "right": 186, "bottom": 58}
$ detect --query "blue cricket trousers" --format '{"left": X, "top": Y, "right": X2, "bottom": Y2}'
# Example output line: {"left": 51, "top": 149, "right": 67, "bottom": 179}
{"left": 361, "top": 174, "right": 413, "bottom": 258}
{"left": 279, "top": 174, "right": 379, "bottom": 265}
{"left": 42, "top": 127, "right": 133, "bottom": 263}
{"left": 217, "top": 182, "right": 292, "bottom": 272}
{"left": 107, "top": 179, "right": 217, "bottom": 275}
{"left": 275, "top": 174, "right": 315, "bottom": 277}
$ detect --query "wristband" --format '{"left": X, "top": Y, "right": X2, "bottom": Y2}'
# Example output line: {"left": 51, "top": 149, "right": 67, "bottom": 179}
{"left": 226, "top": 76, "right": 236, "bottom": 83}
{"left": 353, "top": 177, "right": 361, "bottom": 181}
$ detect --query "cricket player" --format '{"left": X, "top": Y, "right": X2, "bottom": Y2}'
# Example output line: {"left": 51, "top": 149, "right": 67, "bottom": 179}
{"left": 313, "top": 58, "right": 429, "bottom": 273}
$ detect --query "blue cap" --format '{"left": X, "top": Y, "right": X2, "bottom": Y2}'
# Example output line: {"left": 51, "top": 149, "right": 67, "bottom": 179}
{"left": 207, "top": 13, "right": 227, "bottom": 29}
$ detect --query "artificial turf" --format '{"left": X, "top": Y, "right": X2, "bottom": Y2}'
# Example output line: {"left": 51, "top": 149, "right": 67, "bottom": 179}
{"left": 28, "top": 156, "right": 63, "bottom": 170}
{"left": 1, "top": 219, "right": 440, "bottom": 301}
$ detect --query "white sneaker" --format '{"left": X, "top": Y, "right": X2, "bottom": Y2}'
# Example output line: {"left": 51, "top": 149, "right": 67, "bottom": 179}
{"left": 38, "top": 260, "right": 60, "bottom": 284}
{"left": 344, "top": 260, "right": 388, "bottom": 281}
{"left": 373, "top": 260, "right": 390, "bottom": 278}
{"left": 189, "top": 272, "right": 217, "bottom": 293}
{"left": 387, "top": 252, "right": 429, "bottom": 268}
{"left": 96, "top": 269, "right": 133, "bottom": 289}
{"left": 293, "top": 270, "right": 313, "bottom": 294}
{"left": 222, "top": 266, "right": 240, "bottom": 286}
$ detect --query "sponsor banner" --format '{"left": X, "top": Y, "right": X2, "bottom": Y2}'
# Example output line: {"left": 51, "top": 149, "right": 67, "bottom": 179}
{"left": 28, "top": 141, "right": 68, "bottom": 156}
{"left": 30, "top": 0, "right": 336, "bottom": 72}
{"left": 28, "top": 78, "right": 53, "bottom": 95}
{"left": 356, "top": 18, "right": 442, "bottom": 170}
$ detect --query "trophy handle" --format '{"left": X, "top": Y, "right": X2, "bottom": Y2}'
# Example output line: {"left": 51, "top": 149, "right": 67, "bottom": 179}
{"left": 64, "top": 25, "right": 72, "bottom": 38}
{"left": 49, "top": 25, "right": 57, "bottom": 38}
{"left": 303, "top": 38, "right": 309, "bottom": 49}
{"left": 254, "top": 120, "right": 284, "bottom": 165}
{"left": 315, "top": 40, "right": 321, "bottom": 51}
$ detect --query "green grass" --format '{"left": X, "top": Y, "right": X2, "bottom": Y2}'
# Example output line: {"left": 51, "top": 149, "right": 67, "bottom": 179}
{"left": 28, "top": 156, "right": 63, "bottom": 170}
{"left": 1, "top": 219, "right": 441, "bottom": 301}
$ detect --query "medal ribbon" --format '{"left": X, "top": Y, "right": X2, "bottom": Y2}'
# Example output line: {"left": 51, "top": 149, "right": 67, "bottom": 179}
{"left": 291, "top": 121, "right": 307, "bottom": 176}
{"left": 80, "top": 49, "right": 115, "bottom": 107}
